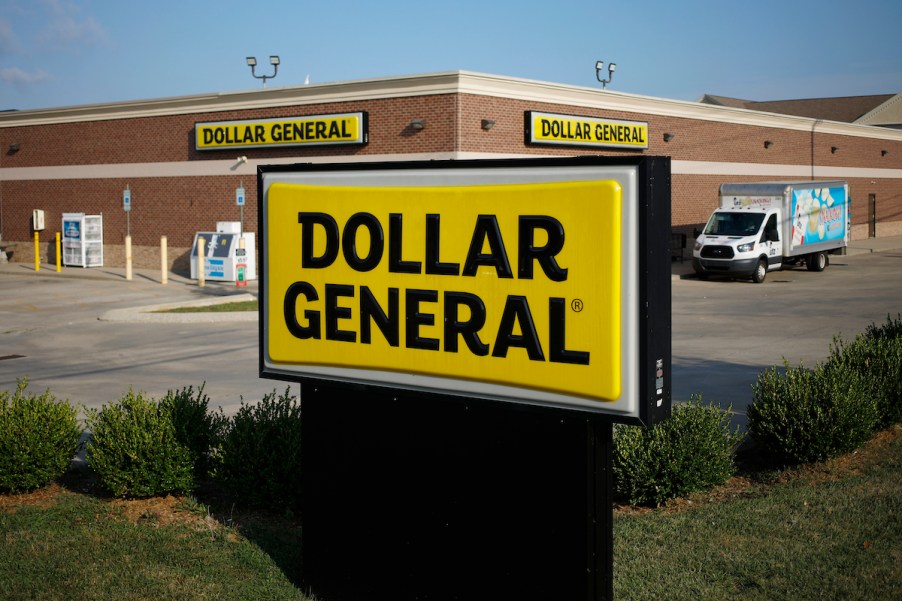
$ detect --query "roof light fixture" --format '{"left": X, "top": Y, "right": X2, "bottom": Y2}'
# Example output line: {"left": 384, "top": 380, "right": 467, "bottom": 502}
{"left": 595, "top": 60, "right": 616, "bottom": 89}
{"left": 246, "top": 55, "right": 280, "bottom": 88}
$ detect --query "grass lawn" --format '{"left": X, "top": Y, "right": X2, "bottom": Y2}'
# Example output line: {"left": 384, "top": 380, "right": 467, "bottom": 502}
{"left": 0, "top": 476, "right": 307, "bottom": 600}
{"left": 614, "top": 424, "right": 902, "bottom": 600}
{"left": 159, "top": 300, "right": 258, "bottom": 313}
{"left": 1, "top": 425, "right": 899, "bottom": 600}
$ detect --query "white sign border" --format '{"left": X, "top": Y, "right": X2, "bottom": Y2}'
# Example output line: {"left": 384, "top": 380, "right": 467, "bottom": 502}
{"left": 260, "top": 160, "right": 649, "bottom": 420}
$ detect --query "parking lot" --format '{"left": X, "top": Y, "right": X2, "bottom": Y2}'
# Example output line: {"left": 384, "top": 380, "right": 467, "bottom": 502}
{"left": 2, "top": 242, "right": 901, "bottom": 426}
{"left": 672, "top": 244, "right": 902, "bottom": 425}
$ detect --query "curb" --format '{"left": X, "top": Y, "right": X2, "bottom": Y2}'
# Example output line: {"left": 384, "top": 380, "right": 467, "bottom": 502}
{"left": 99, "top": 293, "right": 258, "bottom": 323}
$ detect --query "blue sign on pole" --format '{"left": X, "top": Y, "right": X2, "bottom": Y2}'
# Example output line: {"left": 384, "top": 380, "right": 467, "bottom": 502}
{"left": 236, "top": 186, "right": 246, "bottom": 206}
{"left": 123, "top": 188, "right": 132, "bottom": 212}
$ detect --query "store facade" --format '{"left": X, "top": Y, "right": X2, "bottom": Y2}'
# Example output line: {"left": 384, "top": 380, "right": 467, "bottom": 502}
{"left": 1, "top": 71, "right": 900, "bottom": 270}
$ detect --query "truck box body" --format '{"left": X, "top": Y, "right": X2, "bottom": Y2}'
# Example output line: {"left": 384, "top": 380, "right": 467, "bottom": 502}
{"left": 693, "top": 181, "right": 849, "bottom": 282}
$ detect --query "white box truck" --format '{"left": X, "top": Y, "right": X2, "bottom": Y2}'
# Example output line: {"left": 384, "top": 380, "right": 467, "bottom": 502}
{"left": 692, "top": 181, "right": 849, "bottom": 283}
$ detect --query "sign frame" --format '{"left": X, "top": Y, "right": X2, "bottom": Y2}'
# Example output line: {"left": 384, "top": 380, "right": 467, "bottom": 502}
{"left": 525, "top": 110, "right": 649, "bottom": 150}
{"left": 195, "top": 111, "right": 368, "bottom": 151}
{"left": 258, "top": 156, "right": 670, "bottom": 426}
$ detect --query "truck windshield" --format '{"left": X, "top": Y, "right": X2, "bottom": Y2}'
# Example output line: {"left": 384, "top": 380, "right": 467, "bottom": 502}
{"left": 704, "top": 211, "right": 765, "bottom": 237}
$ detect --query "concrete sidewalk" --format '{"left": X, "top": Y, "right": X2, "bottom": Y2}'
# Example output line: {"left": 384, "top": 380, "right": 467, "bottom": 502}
{"left": 4, "top": 235, "right": 902, "bottom": 289}
{"left": 0, "top": 261, "right": 259, "bottom": 322}
{"left": 0, "top": 259, "right": 258, "bottom": 291}
{"left": 671, "top": 234, "right": 902, "bottom": 279}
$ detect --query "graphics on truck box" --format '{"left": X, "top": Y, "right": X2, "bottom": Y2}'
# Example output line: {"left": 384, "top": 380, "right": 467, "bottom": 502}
{"left": 790, "top": 187, "right": 847, "bottom": 248}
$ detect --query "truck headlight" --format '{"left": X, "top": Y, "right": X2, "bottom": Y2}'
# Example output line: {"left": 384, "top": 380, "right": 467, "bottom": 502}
{"left": 737, "top": 242, "right": 755, "bottom": 253}
{"left": 693, "top": 240, "right": 703, "bottom": 251}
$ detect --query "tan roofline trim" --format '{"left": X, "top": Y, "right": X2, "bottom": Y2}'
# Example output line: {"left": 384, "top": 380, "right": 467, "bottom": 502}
{"left": 3, "top": 71, "right": 902, "bottom": 142}
{"left": 2, "top": 154, "right": 900, "bottom": 182}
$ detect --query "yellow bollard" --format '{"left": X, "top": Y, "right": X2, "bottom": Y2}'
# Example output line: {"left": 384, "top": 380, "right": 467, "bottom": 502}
{"left": 34, "top": 232, "right": 40, "bottom": 272}
{"left": 55, "top": 232, "right": 61, "bottom": 272}
{"left": 160, "top": 235, "right": 168, "bottom": 285}
{"left": 197, "top": 236, "right": 205, "bottom": 288}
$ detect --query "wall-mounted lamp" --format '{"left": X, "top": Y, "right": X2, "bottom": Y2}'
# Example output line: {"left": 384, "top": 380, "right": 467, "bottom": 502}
{"left": 831, "top": 146, "right": 838, "bottom": 154}
{"left": 409, "top": 119, "right": 425, "bottom": 130}
{"left": 7, "top": 143, "right": 20, "bottom": 153}
{"left": 881, "top": 150, "right": 888, "bottom": 157}
{"left": 764, "top": 140, "right": 773, "bottom": 149}
{"left": 246, "top": 55, "right": 280, "bottom": 88}
{"left": 237, "top": 156, "right": 248, "bottom": 164}
{"left": 595, "top": 60, "right": 616, "bottom": 89}
{"left": 663, "top": 133, "right": 674, "bottom": 142}
{"left": 481, "top": 119, "right": 495, "bottom": 131}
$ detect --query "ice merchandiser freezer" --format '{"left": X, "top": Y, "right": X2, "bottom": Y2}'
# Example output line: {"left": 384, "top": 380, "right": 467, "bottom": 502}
{"left": 62, "top": 213, "right": 103, "bottom": 267}
{"left": 190, "top": 231, "right": 257, "bottom": 282}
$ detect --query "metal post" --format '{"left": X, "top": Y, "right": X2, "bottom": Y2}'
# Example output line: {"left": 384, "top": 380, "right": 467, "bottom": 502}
{"left": 197, "top": 236, "right": 206, "bottom": 288}
{"left": 587, "top": 419, "right": 615, "bottom": 601}
{"left": 34, "top": 232, "right": 39, "bottom": 271}
{"left": 55, "top": 232, "right": 61, "bottom": 272}
{"left": 160, "top": 235, "right": 168, "bottom": 285}
{"left": 125, "top": 235, "right": 132, "bottom": 281}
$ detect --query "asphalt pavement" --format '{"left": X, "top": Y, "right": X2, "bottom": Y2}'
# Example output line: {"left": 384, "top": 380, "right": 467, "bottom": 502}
{"left": 0, "top": 262, "right": 278, "bottom": 417}
{"left": 2, "top": 235, "right": 901, "bottom": 426}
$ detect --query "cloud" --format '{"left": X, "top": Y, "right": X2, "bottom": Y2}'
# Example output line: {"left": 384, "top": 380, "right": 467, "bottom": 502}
{"left": 36, "top": 0, "right": 110, "bottom": 49}
{"left": 0, "top": 19, "right": 18, "bottom": 56}
{"left": 41, "top": 15, "right": 107, "bottom": 47}
{"left": 1, "top": 66, "right": 51, "bottom": 85}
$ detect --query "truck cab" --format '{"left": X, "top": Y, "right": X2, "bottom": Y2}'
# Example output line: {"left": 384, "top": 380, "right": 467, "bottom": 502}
{"left": 693, "top": 207, "right": 782, "bottom": 283}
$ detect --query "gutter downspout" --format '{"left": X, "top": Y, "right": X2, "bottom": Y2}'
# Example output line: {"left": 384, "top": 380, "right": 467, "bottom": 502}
{"left": 810, "top": 119, "right": 821, "bottom": 179}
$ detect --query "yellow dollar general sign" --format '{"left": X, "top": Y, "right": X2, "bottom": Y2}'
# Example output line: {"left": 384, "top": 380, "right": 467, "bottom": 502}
{"left": 195, "top": 112, "right": 367, "bottom": 150}
{"left": 260, "top": 158, "right": 672, "bottom": 424}
{"left": 526, "top": 111, "right": 648, "bottom": 150}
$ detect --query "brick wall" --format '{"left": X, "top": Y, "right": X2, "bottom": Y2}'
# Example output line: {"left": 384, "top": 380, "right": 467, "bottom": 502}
{"left": 2, "top": 90, "right": 900, "bottom": 269}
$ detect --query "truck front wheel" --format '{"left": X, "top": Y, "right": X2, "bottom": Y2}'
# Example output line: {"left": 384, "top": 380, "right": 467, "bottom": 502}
{"left": 806, "top": 252, "right": 828, "bottom": 272}
{"left": 752, "top": 259, "right": 767, "bottom": 283}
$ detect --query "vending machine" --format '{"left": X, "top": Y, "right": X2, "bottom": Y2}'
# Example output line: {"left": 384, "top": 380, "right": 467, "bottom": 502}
{"left": 62, "top": 213, "right": 103, "bottom": 267}
{"left": 189, "top": 223, "right": 256, "bottom": 282}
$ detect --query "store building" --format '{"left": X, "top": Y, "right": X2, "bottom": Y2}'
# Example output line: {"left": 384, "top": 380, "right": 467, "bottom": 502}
{"left": 1, "top": 71, "right": 900, "bottom": 271}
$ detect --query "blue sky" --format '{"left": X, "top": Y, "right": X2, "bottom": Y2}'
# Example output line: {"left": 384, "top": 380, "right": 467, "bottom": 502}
{"left": 2, "top": 0, "right": 901, "bottom": 111}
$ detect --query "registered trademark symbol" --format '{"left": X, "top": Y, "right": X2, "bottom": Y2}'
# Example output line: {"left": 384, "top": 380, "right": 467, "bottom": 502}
{"left": 571, "top": 299, "right": 584, "bottom": 313}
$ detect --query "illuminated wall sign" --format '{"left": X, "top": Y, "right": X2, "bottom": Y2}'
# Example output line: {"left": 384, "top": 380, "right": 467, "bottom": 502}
{"left": 525, "top": 111, "right": 649, "bottom": 150}
{"left": 195, "top": 112, "right": 367, "bottom": 150}
{"left": 259, "top": 157, "right": 671, "bottom": 425}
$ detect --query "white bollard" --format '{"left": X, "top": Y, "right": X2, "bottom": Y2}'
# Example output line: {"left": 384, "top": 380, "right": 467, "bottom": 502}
{"left": 198, "top": 236, "right": 206, "bottom": 288}
{"left": 160, "top": 235, "right": 168, "bottom": 285}
{"left": 125, "top": 235, "right": 133, "bottom": 281}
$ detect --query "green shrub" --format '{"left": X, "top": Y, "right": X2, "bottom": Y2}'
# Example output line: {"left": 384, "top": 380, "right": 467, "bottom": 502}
{"left": 613, "top": 396, "right": 743, "bottom": 506}
{"left": 865, "top": 313, "right": 902, "bottom": 340}
{"left": 0, "top": 379, "right": 82, "bottom": 493}
{"left": 159, "top": 384, "right": 227, "bottom": 478}
{"left": 826, "top": 315, "right": 902, "bottom": 426}
{"left": 215, "top": 388, "right": 302, "bottom": 510}
{"left": 86, "top": 390, "right": 194, "bottom": 497}
{"left": 748, "top": 360, "right": 878, "bottom": 465}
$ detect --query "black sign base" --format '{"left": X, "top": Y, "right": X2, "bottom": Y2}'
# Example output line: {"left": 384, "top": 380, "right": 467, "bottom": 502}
{"left": 300, "top": 385, "right": 614, "bottom": 601}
